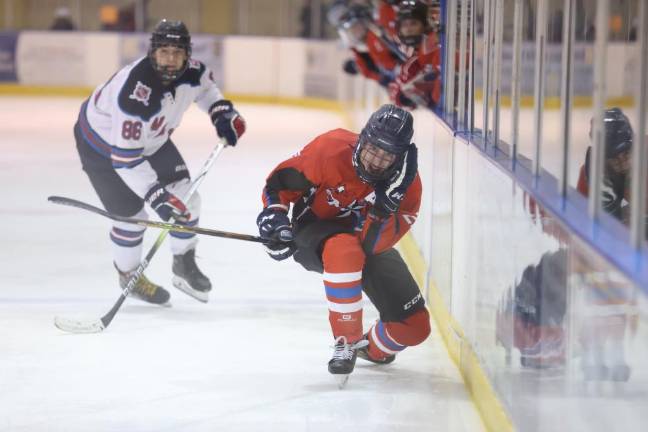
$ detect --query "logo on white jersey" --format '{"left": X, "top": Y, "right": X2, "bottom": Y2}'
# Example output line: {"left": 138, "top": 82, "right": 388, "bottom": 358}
{"left": 129, "top": 81, "right": 151, "bottom": 106}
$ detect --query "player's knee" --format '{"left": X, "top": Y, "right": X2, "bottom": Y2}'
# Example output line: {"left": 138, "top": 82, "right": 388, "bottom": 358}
{"left": 322, "top": 233, "right": 365, "bottom": 271}
{"left": 400, "top": 308, "right": 431, "bottom": 346}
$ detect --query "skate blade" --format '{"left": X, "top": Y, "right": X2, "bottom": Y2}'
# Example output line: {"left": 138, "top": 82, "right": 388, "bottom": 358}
{"left": 172, "top": 276, "right": 209, "bottom": 303}
{"left": 335, "top": 374, "right": 350, "bottom": 389}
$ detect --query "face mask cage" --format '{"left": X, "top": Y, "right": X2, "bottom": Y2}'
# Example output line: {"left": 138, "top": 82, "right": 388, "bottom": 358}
{"left": 149, "top": 40, "right": 191, "bottom": 82}
{"left": 353, "top": 135, "right": 402, "bottom": 184}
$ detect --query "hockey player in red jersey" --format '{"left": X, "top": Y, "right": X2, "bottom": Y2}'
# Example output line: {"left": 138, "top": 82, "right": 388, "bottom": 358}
{"left": 74, "top": 20, "right": 246, "bottom": 305}
{"left": 256, "top": 105, "right": 431, "bottom": 380}
{"left": 335, "top": 4, "right": 400, "bottom": 88}
{"left": 388, "top": 0, "right": 442, "bottom": 109}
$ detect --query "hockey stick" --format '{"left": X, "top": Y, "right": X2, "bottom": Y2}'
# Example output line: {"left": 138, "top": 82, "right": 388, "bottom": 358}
{"left": 48, "top": 196, "right": 265, "bottom": 244}
{"left": 367, "top": 23, "right": 409, "bottom": 64}
{"left": 53, "top": 141, "right": 226, "bottom": 334}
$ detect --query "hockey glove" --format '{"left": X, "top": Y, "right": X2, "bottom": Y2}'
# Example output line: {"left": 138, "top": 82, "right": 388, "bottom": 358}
{"left": 256, "top": 207, "right": 296, "bottom": 261}
{"left": 210, "top": 100, "right": 246, "bottom": 147}
{"left": 145, "top": 184, "right": 191, "bottom": 223}
{"left": 343, "top": 58, "right": 359, "bottom": 75}
{"left": 371, "top": 144, "right": 418, "bottom": 219}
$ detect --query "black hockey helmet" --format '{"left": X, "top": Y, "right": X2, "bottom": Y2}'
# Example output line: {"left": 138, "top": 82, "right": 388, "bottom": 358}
{"left": 589, "top": 107, "right": 633, "bottom": 158}
{"left": 353, "top": 104, "right": 414, "bottom": 184}
{"left": 148, "top": 19, "right": 192, "bottom": 82}
{"left": 396, "top": 0, "right": 429, "bottom": 46}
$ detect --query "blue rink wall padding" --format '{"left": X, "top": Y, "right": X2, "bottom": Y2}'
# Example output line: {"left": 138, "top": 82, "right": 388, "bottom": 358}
{"left": 0, "top": 32, "right": 18, "bottom": 82}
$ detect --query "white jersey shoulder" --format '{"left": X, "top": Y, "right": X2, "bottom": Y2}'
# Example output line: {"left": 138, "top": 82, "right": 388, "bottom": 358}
{"left": 85, "top": 56, "right": 224, "bottom": 156}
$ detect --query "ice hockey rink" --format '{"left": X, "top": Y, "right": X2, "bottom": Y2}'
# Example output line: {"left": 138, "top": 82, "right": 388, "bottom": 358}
{"left": 0, "top": 97, "right": 485, "bottom": 432}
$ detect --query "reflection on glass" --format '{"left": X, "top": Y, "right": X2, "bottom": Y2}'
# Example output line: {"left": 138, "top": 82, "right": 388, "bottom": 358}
{"left": 577, "top": 107, "right": 641, "bottom": 234}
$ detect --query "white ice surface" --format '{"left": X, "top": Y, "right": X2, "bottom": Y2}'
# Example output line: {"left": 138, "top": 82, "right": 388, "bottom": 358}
{"left": 0, "top": 97, "right": 484, "bottom": 432}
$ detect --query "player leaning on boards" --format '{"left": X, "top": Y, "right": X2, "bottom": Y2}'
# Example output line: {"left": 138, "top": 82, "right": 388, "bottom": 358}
{"left": 74, "top": 19, "right": 245, "bottom": 305}
{"left": 256, "top": 104, "right": 431, "bottom": 386}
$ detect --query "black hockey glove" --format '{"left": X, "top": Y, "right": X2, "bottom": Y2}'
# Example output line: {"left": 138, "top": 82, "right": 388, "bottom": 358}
{"left": 371, "top": 144, "right": 418, "bottom": 219}
{"left": 256, "top": 207, "right": 296, "bottom": 261}
{"left": 209, "top": 100, "right": 246, "bottom": 147}
{"left": 145, "top": 184, "right": 190, "bottom": 223}
{"left": 343, "top": 58, "right": 359, "bottom": 75}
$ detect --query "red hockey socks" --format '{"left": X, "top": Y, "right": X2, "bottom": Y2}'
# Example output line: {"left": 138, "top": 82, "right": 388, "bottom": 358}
{"left": 322, "top": 234, "right": 366, "bottom": 343}
{"left": 367, "top": 308, "right": 431, "bottom": 360}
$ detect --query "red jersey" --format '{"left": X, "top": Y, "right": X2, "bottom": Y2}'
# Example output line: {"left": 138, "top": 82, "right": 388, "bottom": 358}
{"left": 353, "top": 31, "right": 398, "bottom": 83}
{"left": 262, "top": 128, "right": 422, "bottom": 254}
{"left": 377, "top": 1, "right": 398, "bottom": 38}
{"left": 391, "top": 32, "right": 442, "bottom": 108}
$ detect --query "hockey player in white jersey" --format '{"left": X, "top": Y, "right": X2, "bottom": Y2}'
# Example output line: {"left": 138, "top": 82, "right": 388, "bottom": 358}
{"left": 74, "top": 19, "right": 246, "bottom": 305}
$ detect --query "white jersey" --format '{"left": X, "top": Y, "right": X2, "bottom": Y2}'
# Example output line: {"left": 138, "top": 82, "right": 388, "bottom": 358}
{"left": 79, "top": 56, "right": 224, "bottom": 198}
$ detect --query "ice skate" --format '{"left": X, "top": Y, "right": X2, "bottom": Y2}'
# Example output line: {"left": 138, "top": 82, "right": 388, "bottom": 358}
{"left": 172, "top": 248, "right": 212, "bottom": 302}
{"left": 328, "top": 336, "right": 369, "bottom": 389}
{"left": 116, "top": 263, "right": 171, "bottom": 307}
{"left": 356, "top": 334, "right": 396, "bottom": 365}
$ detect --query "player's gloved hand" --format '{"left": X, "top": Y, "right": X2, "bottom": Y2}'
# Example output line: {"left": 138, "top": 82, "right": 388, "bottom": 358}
{"left": 371, "top": 144, "right": 418, "bottom": 219}
{"left": 145, "top": 184, "right": 191, "bottom": 223}
{"left": 209, "top": 99, "right": 246, "bottom": 147}
{"left": 378, "top": 71, "right": 395, "bottom": 88}
{"left": 343, "top": 58, "right": 359, "bottom": 75}
{"left": 256, "top": 207, "right": 296, "bottom": 261}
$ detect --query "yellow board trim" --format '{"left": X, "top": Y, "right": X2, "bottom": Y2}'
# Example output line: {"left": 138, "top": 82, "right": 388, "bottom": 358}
{"left": 0, "top": 84, "right": 354, "bottom": 125}
{"left": 474, "top": 88, "right": 634, "bottom": 109}
{"left": 399, "top": 234, "right": 514, "bottom": 432}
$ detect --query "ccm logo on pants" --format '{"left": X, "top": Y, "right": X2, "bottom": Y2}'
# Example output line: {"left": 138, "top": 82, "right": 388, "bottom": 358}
{"left": 404, "top": 293, "right": 422, "bottom": 310}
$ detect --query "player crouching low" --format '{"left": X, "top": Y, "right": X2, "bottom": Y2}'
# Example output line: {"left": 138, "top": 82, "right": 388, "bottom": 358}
{"left": 74, "top": 19, "right": 245, "bottom": 305}
{"left": 256, "top": 104, "right": 430, "bottom": 385}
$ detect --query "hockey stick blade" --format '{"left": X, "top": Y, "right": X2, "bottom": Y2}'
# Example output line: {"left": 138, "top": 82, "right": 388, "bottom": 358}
{"left": 48, "top": 196, "right": 267, "bottom": 244}
{"left": 54, "top": 316, "right": 105, "bottom": 334}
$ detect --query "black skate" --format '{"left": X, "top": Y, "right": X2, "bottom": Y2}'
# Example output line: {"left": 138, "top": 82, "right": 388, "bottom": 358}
{"left": 172, "top": 248, "right": 212, "bottom": 303}
{"left": 116, "top": 263, "right": 171, "bottom": 306}
{"left": 357, "top": 334, "right": 396, "bottom": 365}
{"left": 328, "top": 336, "right": 369, "bottom": 389}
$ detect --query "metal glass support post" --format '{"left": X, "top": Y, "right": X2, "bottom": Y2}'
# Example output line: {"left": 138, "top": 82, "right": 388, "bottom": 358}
{"left": 445, "top": 0, "right": 458, "bottom": 116}
{"left": 511, "top": 0, "right": 523, "bottom": 167}
{"left": 482, "top": 0, "right": 492, "bottom": 142}
{"left": 631, "top": 0, "right": 648, "bottom": 247}
{"left": 559, "top": 0, "right": 576, "bottom": 197}
{"left": 457, "top": 0, "right": 470, "bottom": 128}
{"left": 468, "top": 0, "right": 476, "bottom": 132}
{"left": 533, "top": 0, "right": 548, "bottom": 178}
{"left": 588, "top": 0, "right": 609, "bottom": 219}
{"left": 492, "top": 0, "right": 504, "bottom": 148}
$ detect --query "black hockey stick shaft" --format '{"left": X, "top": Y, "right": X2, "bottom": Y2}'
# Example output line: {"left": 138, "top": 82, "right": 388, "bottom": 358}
{"left": 48, "top": 196, "right": 266, "bottom": 243}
